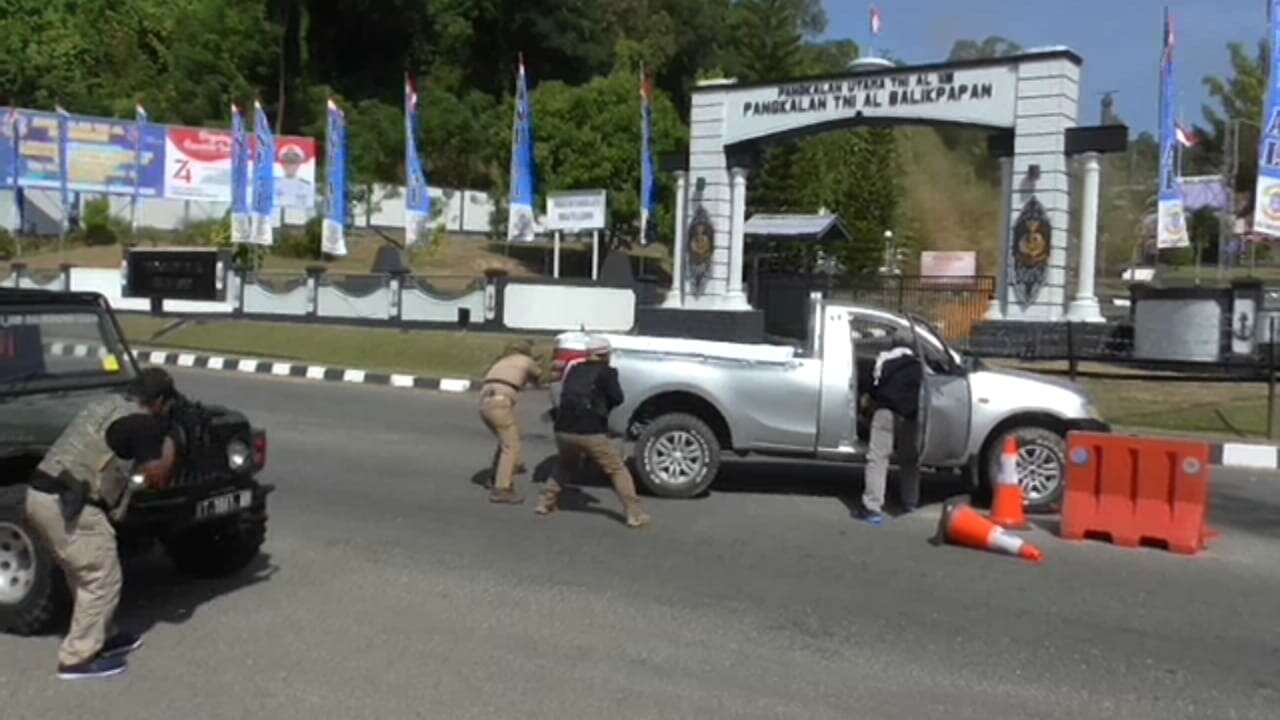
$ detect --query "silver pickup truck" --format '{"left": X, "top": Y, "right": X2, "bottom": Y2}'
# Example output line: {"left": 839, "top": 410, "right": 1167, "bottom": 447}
{"left": 551, "top": 297, "right": 1108, "bottom": 511}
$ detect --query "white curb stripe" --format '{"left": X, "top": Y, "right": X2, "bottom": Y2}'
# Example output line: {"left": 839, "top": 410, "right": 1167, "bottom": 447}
{"left": 271, "top": 362, "right": 292, "bottom": 377}
{"left": 438, "top": 378, "right": 471, "bottom": 393}
{"left": 177, "top": 353, "right": 196, "bottom": 368}
{"left": 342, "top": 369, "right": 366, "bottom": 383}
{"left": 390, "top": 374, "right": 415, "bottom": 388}
{"left": 149, "top": 351, "right": 167, "bottom": 364}
{"left": 237, "top": 359, "right": 259, "bottom": 373}
{"left": 1221, "top": 444, "right": 1279, "bottom": 470}
{"left": 72, "top": 344, "right": 90, "bottom": 358}
{"left": 305, "top": 366, "right": 326, "bottom": 380}
{"left": 49, "top": 342, "right": 65, "bottom": 355}
{"left": 206, "top": 356, "right": 225, "bottom": 370}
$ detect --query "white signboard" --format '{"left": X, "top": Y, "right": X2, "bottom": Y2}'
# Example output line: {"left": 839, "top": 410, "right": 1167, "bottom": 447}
{"left": 920, "top": 251, "right": 977, "bottom": 287}
{"left": 722, "top": 65, "right": 1019, "bottom": 145}
{"left": 546, "top": 190, "right": 607, "bottom": 232}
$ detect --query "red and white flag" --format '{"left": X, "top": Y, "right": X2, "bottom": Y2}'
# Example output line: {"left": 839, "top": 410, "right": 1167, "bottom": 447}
{"left": 1175, "top": 123, "right": 1198, "bottom": 148}
{"left": 870, "top": 5, "right": 883, "bottom": 36}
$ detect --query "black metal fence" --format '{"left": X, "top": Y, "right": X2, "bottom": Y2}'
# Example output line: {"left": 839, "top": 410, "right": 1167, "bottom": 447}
{"left": 750, "top": 272, "right": 996, "bottom": 342}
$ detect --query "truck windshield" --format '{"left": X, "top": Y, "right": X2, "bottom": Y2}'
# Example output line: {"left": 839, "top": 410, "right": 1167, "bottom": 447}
{"left": 0, "top": 308, "right": 137, "bottom": 395}
{"left": 906, "top": 315, "right": 961, "bottom": 370}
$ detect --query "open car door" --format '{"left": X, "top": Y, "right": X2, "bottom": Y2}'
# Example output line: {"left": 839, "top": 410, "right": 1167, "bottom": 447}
{"left": 909, "top": 317, "right": 972, "bottom": 466}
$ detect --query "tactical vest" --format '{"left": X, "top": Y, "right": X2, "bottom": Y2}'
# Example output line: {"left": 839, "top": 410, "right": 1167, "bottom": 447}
{"left": 36, "top": 394, "right": 137, "bottom": 508}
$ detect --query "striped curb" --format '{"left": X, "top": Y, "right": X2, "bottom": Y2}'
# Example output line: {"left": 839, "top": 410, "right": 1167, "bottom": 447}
{"left": 1208, "top": 443, "right": 1280, "bottom": 471}
{"left": 44, "top": 341, "right": 474, "bottom": 394}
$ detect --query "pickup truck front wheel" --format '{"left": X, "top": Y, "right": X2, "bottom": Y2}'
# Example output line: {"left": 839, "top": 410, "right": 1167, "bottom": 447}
{"left": 984, "top": 426, "right": 1067, "bottom": 513}
{"left": 635, "top": 414, "right": 721, "bottom": 498}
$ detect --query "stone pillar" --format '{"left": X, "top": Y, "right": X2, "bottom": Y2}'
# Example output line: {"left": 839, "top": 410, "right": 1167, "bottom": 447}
{"left": 686, "top": 77, "right": 738, "bottom": 310}
{"left": 987, "top": 156, "right": 1014, "bottom": 320}
{"left": 728, "top": 167, "right": 748, "bottom": 301}
{"left": 1066, "top": 152, "right": 1105, "bottom": 322}
{"left": 663, "top": 170, "right": 688, "bottom": 308}
{"left": 1003, "top": 55, "right": 1081, "bottom": 321}
{"left": 388, "top": 269, "right": 407, "bottom": 322}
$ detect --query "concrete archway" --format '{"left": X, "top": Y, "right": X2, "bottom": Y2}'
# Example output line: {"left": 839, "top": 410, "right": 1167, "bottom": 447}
{"left": 667, "top": 48, "right": 1084, "bottom": 322}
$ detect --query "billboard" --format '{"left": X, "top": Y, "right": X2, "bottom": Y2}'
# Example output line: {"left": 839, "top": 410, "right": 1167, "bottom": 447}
{"left": 11, "top": 109, "right": 166, "bottom": 196}
{"left": 165, "top": 127, "right": 315, "bottom": 209}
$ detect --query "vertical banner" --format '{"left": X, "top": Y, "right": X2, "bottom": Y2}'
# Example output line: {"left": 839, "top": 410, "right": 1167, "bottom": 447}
{"left": 640, "top": 66, "right": 657, "bottom": 246}
{"left": 323, "top": 98, "right": 347, "bottom": 256}
{"left": 508, "top": 56, "right": 536, "bottom": 242}
{"left": 230, "top": 104, "right": 251, "bottom": 244}
{"left": 55, "top": 105, "right": 70, "bottom": 236}
{"left": 1254, "top": 0, "right": 1280, "bottom": 237}
{"left": 0, "top": 108, "right": 16, "bottom": 189}
{"left": 1157, "top": 9, "right": 1190, "bottom": 249}
{"left": 404, "top": 75, "right": 432, "bottom": 246}
{"left": 250, "top": 100, "right": 275, "bottom": 246}
{"left": 132, "top": 103, "right": 147, "bottom": 233}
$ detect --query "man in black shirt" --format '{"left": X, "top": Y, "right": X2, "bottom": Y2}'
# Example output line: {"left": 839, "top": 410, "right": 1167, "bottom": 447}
{"left": 860, "top": 328, "right": 923, "bottom": 524}
{"left": 537, "top": 336, "right": 651, "bottom": 528}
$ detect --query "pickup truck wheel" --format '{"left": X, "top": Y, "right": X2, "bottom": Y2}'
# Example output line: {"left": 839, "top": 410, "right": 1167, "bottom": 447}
{"left": 164, "top": 507, "right": 267, "bottom": 579}
{"left": 0, "top": 497, "right": 66, "bottom": 635}
{"left": 635, "top": 414, "right": 721, "bottom": 498}
{"left": 984, "top": 426, "right": 1067, "bottom": 513}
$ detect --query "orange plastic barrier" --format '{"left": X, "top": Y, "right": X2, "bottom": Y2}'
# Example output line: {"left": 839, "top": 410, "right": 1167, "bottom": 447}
{"left": 1062, "top": 432, "right": 1211, "bottom": 554}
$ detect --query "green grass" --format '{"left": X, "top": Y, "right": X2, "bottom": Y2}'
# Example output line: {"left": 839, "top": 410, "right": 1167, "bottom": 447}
{"left": 117, "top": 315, "right": 553, "bottom": 380}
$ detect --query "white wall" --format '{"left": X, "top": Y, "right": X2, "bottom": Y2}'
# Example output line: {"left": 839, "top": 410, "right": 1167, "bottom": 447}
{"left": 503, "top": 283, "right": 635, "bottom": 332}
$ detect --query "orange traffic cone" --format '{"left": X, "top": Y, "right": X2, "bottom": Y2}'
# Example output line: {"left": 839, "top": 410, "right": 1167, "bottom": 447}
{"left": 990, "top": 436, "right": 1029, "bottom": 530}
{"left": 932, "top": 498, "right": 1043, "bottom": 563}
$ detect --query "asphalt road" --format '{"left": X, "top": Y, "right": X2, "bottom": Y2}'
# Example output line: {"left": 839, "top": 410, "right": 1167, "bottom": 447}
{"left": 2, "top": 369, "right": 1279, "bottom": 719}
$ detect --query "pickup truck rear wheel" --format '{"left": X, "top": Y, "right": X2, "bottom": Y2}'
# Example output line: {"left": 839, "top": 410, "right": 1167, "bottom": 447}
{"left": 983, "top": 426, "right": 1067, "bottom": 513}
{"left": 635, "top": 414, "right": 721, "bottom": 498}
{"left": 0, "top": 493, "right": 67, "bottom": 635}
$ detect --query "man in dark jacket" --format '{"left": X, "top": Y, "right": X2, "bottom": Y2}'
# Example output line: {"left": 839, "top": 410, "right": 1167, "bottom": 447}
{"left": 536, "top": 336, "right": 651, "bottom": 528}
{"left": 860, "top": 328, "right": 923, "bottom": 524}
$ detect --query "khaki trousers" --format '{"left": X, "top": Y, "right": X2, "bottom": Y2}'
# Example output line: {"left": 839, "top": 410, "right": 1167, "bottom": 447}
{"left": 548, "top": 433, "right": 641, "bottom": 512}
{"left": 24, "top": 489, "right": 122, "bottom": 666}
{"left": 479, "top": 394, "right": 521, "bottom": 491}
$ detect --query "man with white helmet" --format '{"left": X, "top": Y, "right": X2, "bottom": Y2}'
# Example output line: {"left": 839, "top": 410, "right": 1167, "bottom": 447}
{"left": 537, "top": 335, "right": 650, "bottom": 528}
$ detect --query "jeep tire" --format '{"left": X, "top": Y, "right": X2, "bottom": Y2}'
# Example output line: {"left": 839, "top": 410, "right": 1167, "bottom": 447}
{"left": 164, "top": 505, "right": 267, "bottom": 579}
{"left": 0, "top": 490, "right": 67, "bottom": 635}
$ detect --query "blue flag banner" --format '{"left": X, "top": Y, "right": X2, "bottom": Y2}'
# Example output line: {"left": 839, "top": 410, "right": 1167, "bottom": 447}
{"left": 1255, "top": 0, "right": 1280, "bottom": 237}
{"left": 508, "top": 58, "right": 536, "bottom": 242}
{"left": 54, "top": 106, "right": 72, "bottom": 235}
{"left": 323, "top": 99, "right": 348, "bottom": 256}
{"left": 640, "top": 68, "right": 657, "bottom": 246}
{"left": 404, "top": 75, "right": 432, "bottom": 247}
{"left": 0, "top": 108, "right": 17, "bottom": 190}
{"left": 1157, "top": 8, "right": 1189, "bottom": 249}
{"left": 230, "top": 104, "right": 251, "bottom": 244}
{"left": 250, "top": 100, "right": 275, "bottom": 246}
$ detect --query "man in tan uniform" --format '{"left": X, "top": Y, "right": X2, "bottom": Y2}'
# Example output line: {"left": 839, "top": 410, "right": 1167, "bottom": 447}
{"left": 479, "top": 339, "right": 543, "bottom": 504}
{"left": 537, "top": 336, "right": 650, "bottom": 528}
{"left": 26, "top": 368, "right": 177, "bottom": 680}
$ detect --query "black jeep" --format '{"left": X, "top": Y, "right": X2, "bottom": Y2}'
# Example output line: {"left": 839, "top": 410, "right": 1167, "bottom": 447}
{"left": 0, "top": 288, "right": 272, "bottom": 634}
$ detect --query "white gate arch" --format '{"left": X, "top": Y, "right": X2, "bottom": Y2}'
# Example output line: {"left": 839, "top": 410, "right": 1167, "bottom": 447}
{"left": 668, "top": 48, "right": 1084, "bottom": 322}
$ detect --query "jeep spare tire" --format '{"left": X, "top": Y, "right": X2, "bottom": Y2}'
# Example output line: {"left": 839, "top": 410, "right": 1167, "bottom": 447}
{"left": 635, "top": 413, "right": 721, "bottom": 498}
{"left": 0, "top": 491, "right": 65, "bottom": 635}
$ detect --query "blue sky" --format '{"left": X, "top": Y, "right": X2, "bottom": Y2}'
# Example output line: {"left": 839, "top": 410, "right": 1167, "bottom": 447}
{"left": 823, "top": 0, "right": 1265, "bottom": 132}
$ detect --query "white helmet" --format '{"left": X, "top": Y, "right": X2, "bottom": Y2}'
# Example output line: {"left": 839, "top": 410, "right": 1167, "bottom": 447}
{"left": 586, "top": 335, "right": 612, "bottom": 356}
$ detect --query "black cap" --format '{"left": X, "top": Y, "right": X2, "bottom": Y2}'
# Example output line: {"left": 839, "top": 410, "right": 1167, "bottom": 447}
{"left": 132, "top": 367, "right": 175, "bottom": 404}
{"left": 105, "top": 414, "right": 167, "bottom": 464}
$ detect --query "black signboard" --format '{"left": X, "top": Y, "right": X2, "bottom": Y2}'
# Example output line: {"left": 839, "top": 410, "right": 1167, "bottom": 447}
{"left": 125, "top": 248, "right": 227, "bottom": 301}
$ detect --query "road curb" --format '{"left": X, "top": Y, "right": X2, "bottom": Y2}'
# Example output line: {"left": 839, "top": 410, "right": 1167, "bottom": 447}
{"left": 134, "top": 347, "right": 475, "bottom": 394}
{"left": 45, "top": 341, "right": 476, "bottom": 394}
{"left": 1208, "top": 442, "right": 1280, "bottom": 471}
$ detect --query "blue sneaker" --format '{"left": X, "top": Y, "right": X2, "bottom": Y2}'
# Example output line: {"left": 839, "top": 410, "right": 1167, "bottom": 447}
{"left": 57, "top": 654, "right": 127, "bottom": 680}
{"left": 861, "top": 512, "right": 885, "bottom": 527}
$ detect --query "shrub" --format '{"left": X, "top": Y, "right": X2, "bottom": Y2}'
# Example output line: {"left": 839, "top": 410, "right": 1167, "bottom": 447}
{"left": 78, "top": 198, "right": 123, "bottom": 246}
{"left": 0, "top": 227, "right": 15, "bottom": 260}
{"left": 272, "top": 217, "right": 323, "bottom": 260}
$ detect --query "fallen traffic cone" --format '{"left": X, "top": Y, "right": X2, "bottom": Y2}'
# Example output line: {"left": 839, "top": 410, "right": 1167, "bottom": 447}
{"left": 990, "top": 436, "right": 1029, "bottom": 530}
{"left": 932, "top": 498, "right": 1043, "bottom": 563}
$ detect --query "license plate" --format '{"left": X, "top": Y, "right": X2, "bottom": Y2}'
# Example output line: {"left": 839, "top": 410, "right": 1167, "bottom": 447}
{"left": 195, "top": 490, "right": 253, "bottom": 520}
